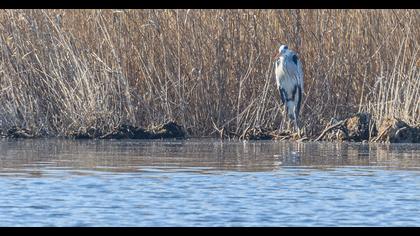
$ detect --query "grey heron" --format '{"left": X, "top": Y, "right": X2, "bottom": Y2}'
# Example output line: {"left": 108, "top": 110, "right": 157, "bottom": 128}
{"left": 274, "top": 44, "right": 304, "bottom": 132}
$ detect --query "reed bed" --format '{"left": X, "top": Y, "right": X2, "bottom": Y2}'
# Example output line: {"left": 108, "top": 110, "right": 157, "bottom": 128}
{"left": 0, "top": 9, "right": 418, "bottom": 137}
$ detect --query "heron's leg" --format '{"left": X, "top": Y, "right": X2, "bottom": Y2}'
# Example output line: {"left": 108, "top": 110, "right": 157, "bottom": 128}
{"left": 295, "top": 121, "right": 301, "bottom": 137}
{"left": 283, "top": 106, "right": 290, "bottom": 132}
{"left": 286, "top": 118, "right": 291, "bottom": 132}
{"left": 293, "top": 110, "right": 301, "bottom": 136}
{"left": 297, "top": 123, "right": 301, "bottom": 136}
{"left": 281, "top": 116, "right": 286, "bottom": 133}
{"left": 279, "top": 107, "right": 286, "bottom": 132}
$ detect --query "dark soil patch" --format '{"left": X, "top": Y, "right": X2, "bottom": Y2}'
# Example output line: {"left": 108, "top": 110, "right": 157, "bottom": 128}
{"left": 241, "top": 127, "right": 274, "bottom": 140}
{"left": 1, "top": 126, "right": 35, "bottom": 138}
{"left": 71, "top": 121, "right": 186, "bottom": 140}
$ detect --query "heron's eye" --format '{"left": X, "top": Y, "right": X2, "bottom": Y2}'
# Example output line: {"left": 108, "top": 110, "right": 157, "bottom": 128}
{"left": 284, "top": 46, "right": 288, "bottom": 50}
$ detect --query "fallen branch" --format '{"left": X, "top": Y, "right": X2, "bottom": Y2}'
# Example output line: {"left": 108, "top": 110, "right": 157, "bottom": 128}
{"left": 371, "top": 124, "right": 392, "bottom": 142}
{"left": 315, "top": 119, "right": 346, "bottom": 142}
{"left": 239, "top": 125, "right": 251, "bottom": 140}
{"left": 211, "top": 118, "right": 224, "bottom": 139}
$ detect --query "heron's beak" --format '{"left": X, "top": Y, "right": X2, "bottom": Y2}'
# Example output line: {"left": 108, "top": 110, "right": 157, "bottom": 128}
{"left": 273, "top": 51, "right": 280, "bottom": 60}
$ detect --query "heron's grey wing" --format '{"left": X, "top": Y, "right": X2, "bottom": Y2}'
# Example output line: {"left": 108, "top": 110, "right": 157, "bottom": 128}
{"left": 279, "top": 88, "right": 286, "bottom": 105}
{"left": 296, "top": 58, "right": 304, "bottom": 92}
{"left": 287, "top": 52, "right": 304, "bottom": 92}
{"left": 292, "top": 53, "right": 304, "bottom": 115}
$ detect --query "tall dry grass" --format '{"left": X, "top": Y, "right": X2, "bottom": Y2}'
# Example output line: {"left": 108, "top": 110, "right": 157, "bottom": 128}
{"left": 0, "top": 9, "right": 418, "bottom": 137}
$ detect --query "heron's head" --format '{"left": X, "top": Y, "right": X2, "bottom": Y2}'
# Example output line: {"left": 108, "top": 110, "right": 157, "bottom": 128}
{"left": 274, "top": 44, "right": 288, "bottom": 60}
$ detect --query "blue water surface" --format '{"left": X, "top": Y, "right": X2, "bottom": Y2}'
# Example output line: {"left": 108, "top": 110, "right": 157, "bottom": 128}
{"left": 0, "top": 139, "right": 419, "bottom": 226}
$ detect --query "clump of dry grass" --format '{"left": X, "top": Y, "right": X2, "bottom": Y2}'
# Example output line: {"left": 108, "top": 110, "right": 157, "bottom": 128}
{"left": 0, "top": 9, "right": 418, "bottom": 138}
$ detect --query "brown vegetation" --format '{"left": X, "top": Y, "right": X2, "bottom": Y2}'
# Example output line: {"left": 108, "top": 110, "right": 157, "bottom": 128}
{"left": 0, "top": 10, "right": 418, "bottom": 140}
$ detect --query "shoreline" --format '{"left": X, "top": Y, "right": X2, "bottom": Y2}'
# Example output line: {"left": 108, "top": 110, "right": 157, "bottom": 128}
{"left": 2, "top": 113, "right": 419, "bottom": 144}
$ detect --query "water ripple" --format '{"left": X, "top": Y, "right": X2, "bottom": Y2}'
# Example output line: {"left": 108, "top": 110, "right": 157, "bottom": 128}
{"left": 0, "top": 139, "right": 419, "bottom": 226}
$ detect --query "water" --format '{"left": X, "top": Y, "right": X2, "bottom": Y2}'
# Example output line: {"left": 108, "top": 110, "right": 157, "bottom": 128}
{"left": 0, "top": 139, "right": 419, "bottom": 226}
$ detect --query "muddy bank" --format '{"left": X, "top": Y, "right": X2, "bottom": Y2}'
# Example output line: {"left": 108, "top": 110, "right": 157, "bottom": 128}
{"left": 239, "top": 127, "right": 306, "bottom": 142}
{"left": 312, "top": 114, "right": 419, "bottom": 143}
{"left": 1, "top": 114, "right": 419, "bottom": 143}
{"left": 71, "top": 121, "right": 186, "bottom": 139}
{"left": 237, "top": 113, "right": 419, "bottom": 143}
{"left": 1, "top": 122, "right": 186, "bottom": 140}
{"left": 314, "top": 113, "right": 376, "bottom": 142}
{"left": 371, "top": 118, "right": 420, "bottom": 143}
{"left": 0, "top": 126, "right": 35, "bottom": 139}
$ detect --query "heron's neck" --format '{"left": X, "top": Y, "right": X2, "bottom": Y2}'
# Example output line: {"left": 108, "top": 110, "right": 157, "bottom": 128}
{"left": 276, "top": 56, "right": 287, "bottom": 68}
{"left": 280, "top": 55, "right": 288, "bottom": 62}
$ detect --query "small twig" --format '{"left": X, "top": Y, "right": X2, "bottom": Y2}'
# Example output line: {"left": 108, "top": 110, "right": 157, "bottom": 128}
{"left": 297, "top": 136, "right": 309, "bottom": 142}
{"left": 394, "top": 126, "right": 407, "bottom": 137}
